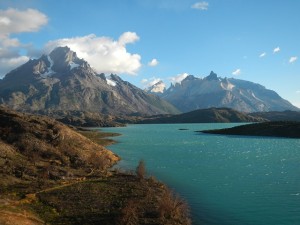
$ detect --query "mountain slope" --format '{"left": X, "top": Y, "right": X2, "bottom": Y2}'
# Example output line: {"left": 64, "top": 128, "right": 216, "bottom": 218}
{"left": 138, "top": 107, "right": 266, "bottom": 124}
{"left": 0, "top": 47, "right": 179, "bottom": 116}
{"left": 147, "top": 71, "right": 298, "bottom": 113}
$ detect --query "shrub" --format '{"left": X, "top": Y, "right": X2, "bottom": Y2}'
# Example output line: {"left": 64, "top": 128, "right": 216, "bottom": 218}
{"left": 136, "top": 160, "right": 146, "bottom": 180}
{"left": 158, "top": 188, "right": 191, "bottom": 225}
{"left": 117, "top": 200, "right": 139, "bottom": 225}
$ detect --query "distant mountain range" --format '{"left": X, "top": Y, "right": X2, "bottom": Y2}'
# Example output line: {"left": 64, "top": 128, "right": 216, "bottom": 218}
{"left": 0, "top": 47, "right": 298, "bottom": 123}
{"left": 0, "top": 47, "right": 179, "bottom": 116}
{"left": 146, "top": 71, "right": 299, "bottom": 113}
{"left": 137, "top": 107, "right": 267, "bottom": 124}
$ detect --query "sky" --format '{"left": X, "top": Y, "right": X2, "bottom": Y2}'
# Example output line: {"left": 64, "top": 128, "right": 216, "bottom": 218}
{"left": 0, "top": 0, "right": 299, "bottom": 107}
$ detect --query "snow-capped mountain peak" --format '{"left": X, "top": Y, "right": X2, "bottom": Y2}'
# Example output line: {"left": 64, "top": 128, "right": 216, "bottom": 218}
{"left": 145, "top": 80, "right": 166, "bottom": 94}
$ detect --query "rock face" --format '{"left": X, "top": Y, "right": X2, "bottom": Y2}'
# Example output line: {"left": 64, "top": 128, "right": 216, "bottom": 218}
{"left": 0, "top": 47, "right": 179, "bottom": 115}
{"left": 147, "top": 71, "right": 298, "bottom": 113}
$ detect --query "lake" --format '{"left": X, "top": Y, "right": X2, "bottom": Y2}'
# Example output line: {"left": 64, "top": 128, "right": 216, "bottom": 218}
{"left": 100, "top": 123, "right": 300, "bottom": 225}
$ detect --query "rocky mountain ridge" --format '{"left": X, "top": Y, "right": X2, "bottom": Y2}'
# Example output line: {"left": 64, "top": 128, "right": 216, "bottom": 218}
{"left": 146, "top": 71, "right": 298, "bottom": 113}
{"left": 0, "top": 47, "right": 179, "bottom": 116}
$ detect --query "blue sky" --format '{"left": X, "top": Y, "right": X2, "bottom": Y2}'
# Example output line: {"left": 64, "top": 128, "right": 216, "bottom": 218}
{"left": 0, "top": 0, "right": 299, "bottom": 107}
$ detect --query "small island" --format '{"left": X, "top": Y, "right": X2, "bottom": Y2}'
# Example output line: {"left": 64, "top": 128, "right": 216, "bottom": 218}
{"left": 199, "top": 121, "right": 300, "bottom": 138}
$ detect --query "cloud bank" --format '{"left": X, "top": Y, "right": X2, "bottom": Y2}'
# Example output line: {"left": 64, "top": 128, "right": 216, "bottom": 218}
{"left": 191, "top": 2, "right": 209, "bottom": 10}
{"left": 44, "top": 32, "right": 141, "bottom": 75}
{"left": 0, "top": 8, "right": 48, "bottom": 77}
{"left": 170, "top": 72, "right": 189, "bottom": 84}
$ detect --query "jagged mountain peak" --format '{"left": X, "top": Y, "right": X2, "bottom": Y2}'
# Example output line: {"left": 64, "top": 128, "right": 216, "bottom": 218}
{"left": 48, "top": 46, "right": 87, "bottom": 73}
{"left": 205, "top": 71, "right": 219, "bottom": 81}
{"left": 0, "top": 48, "right": 179, "bottom": 116}
{"left": 153, "top": 71, "right": 298, "bottom": 113}
{"left": 145, "top": 80, "right": 166, "bottom": 94}
{"left": 182, "top": 75, "right": 198, "bottom": 82}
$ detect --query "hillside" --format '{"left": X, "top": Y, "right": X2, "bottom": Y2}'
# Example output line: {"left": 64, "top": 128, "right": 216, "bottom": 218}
{"left": 250, "top": 110, "right": 300, "bottom": 121}
{"left": 200, "top": 121, "right": 300, "bottom": 138}
{"left": 138, "top": 107, "right": 267, "bottom": 124}
{"left": 0, "top": 106, "right": 119, "bottom": 192}
{"left": 0, "top": 47, "right": 179, "bottom": 116}
{"left": 0, "top": 106, "right": 191, "bottom": 225}
{"left": 146, "top": 71, "right": 298, "bottom": 113}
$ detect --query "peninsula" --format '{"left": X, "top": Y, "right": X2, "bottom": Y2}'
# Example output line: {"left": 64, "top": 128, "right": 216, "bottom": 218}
{"left": 200, "top": 121, "right": 300, "bottom": 138}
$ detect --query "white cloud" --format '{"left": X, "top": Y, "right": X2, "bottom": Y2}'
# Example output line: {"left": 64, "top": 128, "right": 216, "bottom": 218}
{"left": 148, "top": 58, "right": 159, "bottom": 67}
{"left": 289, "top": 56, "right": 297, "bottom": 64}
{"left": 191, "top": 1, "right": 209, "bottom": 10}
{"left": 44, "top": 32, "right": 142, "bottom": 75}
{"left": 296, "top": 90, "right": 300, "bottom": 94}
{"left": 170, "top": 72, "right": 189, "bottom": 84}
{"left": 232, "top": 69, "right": 241, "bottom": 76}
{"left": 118, "top": 31, "right": 140, "bottom": 45}
{"left": 0, "top": 8, "right": 48, "bottom": 36}
{"left": 259, "top": 52, "right": 266, "bottom": 58}
{"left": 273, "top": 47, "right": 280, "bottom": 53}
{"left": 0, "top": 8, "right": 48, "bottom": 77}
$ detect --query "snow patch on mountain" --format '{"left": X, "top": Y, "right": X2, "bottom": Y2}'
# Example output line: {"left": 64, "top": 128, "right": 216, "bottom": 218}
{"left": 220, "top": 81, "right": 235, "bottom": 91}
{"left": 69, "top": 61, "right": 80, "bottom": 70}
{"left": 106, "top": 75, "right": 117, "bottom": 86}
{"left": 41, "top": 56, "right": 55, "bottom": 78}
{"left": 146, "top": 81, "right": 166, "bottom": 93}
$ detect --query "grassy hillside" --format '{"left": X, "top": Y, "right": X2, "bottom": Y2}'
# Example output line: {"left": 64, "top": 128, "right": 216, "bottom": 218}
{"left": 0, "top": 106, "right": 191, "bottom": 224}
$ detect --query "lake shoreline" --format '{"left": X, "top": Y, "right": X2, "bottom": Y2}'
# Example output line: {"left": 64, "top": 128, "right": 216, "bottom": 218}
{"left": 100, "top": 123, "right": 300, "bottom": 225}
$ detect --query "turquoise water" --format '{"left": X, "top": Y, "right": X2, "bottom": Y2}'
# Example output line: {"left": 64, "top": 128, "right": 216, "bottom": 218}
{"left": 100, "top": 124, "right": 300, "bottom": 225}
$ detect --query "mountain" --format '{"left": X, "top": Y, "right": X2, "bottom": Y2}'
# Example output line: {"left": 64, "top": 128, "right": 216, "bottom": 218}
{"left": 137, "top": 107, "right": 267, "bottom": 124}
{"left": 144, "top": 80, "right": 166, "bottom": 95}
{"left": 147, "top": 71, "right": 298, "bottom": 113}
{"left": 0, "top": 47, "right": 179, "bottom": 116}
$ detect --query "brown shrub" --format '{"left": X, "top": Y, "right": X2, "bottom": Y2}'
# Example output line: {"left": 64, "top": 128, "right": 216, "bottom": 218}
{"left": 136, "top": 160, "right": 146, "bottom": 180}
{"left": 158, "top": 188, "right": 191, "bottom": 225}
{"left": 117, "top": 200, "right": 139, "bottom": 225}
